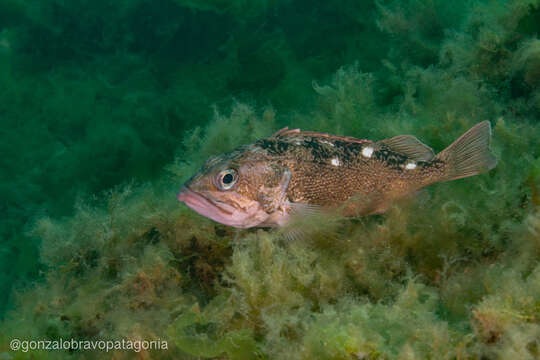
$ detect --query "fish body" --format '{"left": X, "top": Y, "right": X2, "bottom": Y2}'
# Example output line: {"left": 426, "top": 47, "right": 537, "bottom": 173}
{"left": 178, "top": 122, "right": 497, "bottom": 228}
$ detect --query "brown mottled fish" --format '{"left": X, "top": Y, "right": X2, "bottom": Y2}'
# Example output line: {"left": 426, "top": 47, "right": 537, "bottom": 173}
{"left": 178, "top": 121, "right": 497, "bottom": 229}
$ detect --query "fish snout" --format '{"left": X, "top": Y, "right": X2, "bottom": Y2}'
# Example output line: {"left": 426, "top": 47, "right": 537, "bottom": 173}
{"left": 177, "top": 186, "right": 189, "bottom": 202}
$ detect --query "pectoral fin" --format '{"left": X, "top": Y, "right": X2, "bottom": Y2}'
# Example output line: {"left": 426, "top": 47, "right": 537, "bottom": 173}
{"left": 257, "top": 168, "right": 291, "bottom": 214}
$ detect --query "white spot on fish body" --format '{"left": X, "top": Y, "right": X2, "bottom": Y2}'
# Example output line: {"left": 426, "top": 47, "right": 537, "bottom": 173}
{"left": 319, "top": 139, "right": 335, "bottom": 147}
{"left": 331, "top": 157, "right": 340, "bottom": 166}
{"left": 362, "top": 146, "right": 373, "bottom": 158}
{"left": 405, "top": 162, "right": 417, "bottom": 170}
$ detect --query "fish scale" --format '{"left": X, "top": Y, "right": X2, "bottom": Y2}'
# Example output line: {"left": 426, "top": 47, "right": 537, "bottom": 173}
{"left": 256, "top": 134, "right": 442, "bottom": 215}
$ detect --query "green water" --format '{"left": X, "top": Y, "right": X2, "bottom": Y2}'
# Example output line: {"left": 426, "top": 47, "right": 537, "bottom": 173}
{"left": 0, "top": 0, "right": 539, "bottom": 359}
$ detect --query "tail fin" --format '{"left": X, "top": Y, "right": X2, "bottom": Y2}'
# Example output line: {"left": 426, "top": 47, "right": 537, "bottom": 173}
{"left": 435, "top": 121, "right": 497, "bottom": 182}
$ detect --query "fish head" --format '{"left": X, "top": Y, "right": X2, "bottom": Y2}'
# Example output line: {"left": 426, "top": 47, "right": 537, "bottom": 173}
{"left": 178, "top": 148, "right": 290, "bottom": 228}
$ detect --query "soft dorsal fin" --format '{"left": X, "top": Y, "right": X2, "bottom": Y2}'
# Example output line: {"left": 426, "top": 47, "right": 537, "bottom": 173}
{"left": 379, "top": 135, "right": 435, "bottom": 161}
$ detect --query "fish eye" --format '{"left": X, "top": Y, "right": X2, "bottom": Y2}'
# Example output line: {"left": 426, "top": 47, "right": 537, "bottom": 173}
{"left": 216, "top": 169, "right": 238, "bottom": 190}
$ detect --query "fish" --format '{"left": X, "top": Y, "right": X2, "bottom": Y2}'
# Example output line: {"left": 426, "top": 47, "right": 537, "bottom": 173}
{"left": 178, "top": 121, "right": 497, "bottom": 229}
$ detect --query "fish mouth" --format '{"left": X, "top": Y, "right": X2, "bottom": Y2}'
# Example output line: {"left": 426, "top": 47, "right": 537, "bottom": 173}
{"left": 177, "top": 187, "right": 234, "bottom": 220}
{"left": 177, "top": 186, "right": 267, "bottom": 228}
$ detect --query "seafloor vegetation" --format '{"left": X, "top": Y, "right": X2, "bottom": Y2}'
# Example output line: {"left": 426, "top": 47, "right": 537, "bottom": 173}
{"left": 0, "top": 0, "right": 539, "bottom": 359}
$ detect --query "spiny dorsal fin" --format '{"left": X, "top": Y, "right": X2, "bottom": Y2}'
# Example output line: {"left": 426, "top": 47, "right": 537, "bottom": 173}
{"left": 271, "top": 127, "right": 370, "bottom": 144}
{"left": 379, "top": 135, "right": 435, "bottom": 161}
{"left": 271, "top": 127, "right": 300, "bottom": 138}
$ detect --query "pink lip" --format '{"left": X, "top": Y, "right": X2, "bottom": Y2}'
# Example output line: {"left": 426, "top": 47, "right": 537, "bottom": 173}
{"left": 177, "top": 187, "right": 234, "bottom": 221}
{"left": 178, "top": 187, "right": 225, "bottom": 211}
{"left": 178, "top": 187, "right": 266, "bottom": 228}
{"left": 177, "top": 187, "right": 192, "bottom": 203}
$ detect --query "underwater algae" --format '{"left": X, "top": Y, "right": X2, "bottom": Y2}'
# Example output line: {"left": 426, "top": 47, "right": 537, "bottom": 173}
{"left": 0, "top": 0, "right": 539, "bottom": 359}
